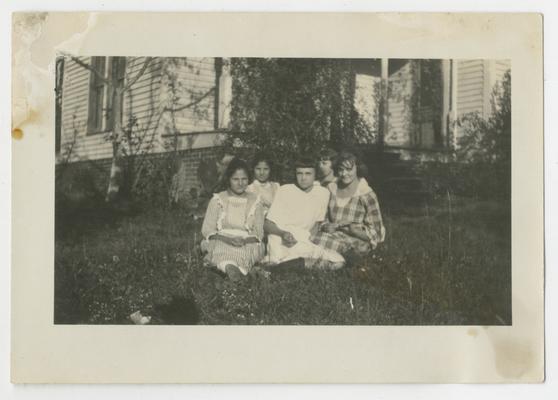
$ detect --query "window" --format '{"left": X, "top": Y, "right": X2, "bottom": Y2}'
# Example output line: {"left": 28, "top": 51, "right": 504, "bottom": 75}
{"left": 87, "top": 57, "right": 106, "bottom": 133}
{"left": 87, "top": 56, "right": 127, "bottom": 134}
{"left": 107, "top": 57, "right": 126, "bottom": 130}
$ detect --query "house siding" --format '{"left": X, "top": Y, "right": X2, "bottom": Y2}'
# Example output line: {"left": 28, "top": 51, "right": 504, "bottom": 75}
{"left": 456, "top": 59, "right": 485, "bottom": 117}
{"left": 57, "top": 56, "right": 224, "bottom": 201}
{"left": 159, "top": 58, "right": 218, "bottom": 148}
{"left": 58, "top": 57, "right": 511, "bottom": 181}
{"left": 494, "top": 60, "right": 511, "bottom": 85}
{"left": 58, "top": 57, "right": 221, "bottom": 163}
{"left": 121, "top": 57, "right": 164, "bottom": 156}
{"left": 59, "top": 57, "right": 91, "bottom": 159}
{"left": 453, "top": 59, "right": 510, "bottom": 145}
{"left": 59, "top": 57, "right": 164, "bottom": 162}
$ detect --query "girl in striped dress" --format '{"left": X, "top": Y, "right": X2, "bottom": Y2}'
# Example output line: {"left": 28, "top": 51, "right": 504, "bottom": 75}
{"left": 201, "top": 159, "right": 265, "bottom": 280}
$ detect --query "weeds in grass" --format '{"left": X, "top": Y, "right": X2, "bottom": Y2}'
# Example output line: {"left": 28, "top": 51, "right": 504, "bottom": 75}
{"left": 55, "top": 196, "right": 511, "bottom": 325}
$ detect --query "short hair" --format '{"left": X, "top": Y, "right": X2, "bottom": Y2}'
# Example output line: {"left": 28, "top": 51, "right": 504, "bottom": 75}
{"left": 224, "top": 158, "right": 251, "bottom": 186}
{"left": 334, "top": 151, "right": 368, "bottom": 178}
{"left": 294, "top": 156, "right": 317, "bottom": 170}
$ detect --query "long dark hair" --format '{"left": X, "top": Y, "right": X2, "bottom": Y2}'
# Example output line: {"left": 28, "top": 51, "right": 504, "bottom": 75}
{"left": 252, "top": 153, "right": 275, "bottom": 181}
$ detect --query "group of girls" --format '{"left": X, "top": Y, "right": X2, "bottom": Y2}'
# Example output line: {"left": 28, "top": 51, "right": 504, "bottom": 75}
{"left": 200, "top": 150, "right": 385, "bottom": 281}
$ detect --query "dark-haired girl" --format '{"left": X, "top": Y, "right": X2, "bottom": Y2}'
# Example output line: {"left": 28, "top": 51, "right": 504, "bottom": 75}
{"left": 201, "top": 158, "right": 265, "bottom": 280}
{"left": 246, "top": 154, "right": 280, "bottom": 214}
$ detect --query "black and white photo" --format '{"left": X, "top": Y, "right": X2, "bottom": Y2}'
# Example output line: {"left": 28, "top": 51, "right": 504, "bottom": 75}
{"left": 11, "top": 12, "right": 544, "bottom": 384}
{"left": 54, "top": 56, "right": 512, "bottom": 326}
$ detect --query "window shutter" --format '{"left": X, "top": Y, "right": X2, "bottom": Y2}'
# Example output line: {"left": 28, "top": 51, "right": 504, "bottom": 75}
{"left": 87, "top": 56, "right": 106, "bottom": 134}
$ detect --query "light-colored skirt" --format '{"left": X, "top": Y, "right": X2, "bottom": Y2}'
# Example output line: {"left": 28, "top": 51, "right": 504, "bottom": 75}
{"left": 201, "top": 229, "right": 265, "bottom": 275}
{"left": 266, "top": 226, "right": 345, "bottom": 266}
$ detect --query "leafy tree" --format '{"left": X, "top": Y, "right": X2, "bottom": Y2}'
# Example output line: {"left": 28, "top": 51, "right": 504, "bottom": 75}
{"left": 446, "top": 70, "right": 511, "bottom": 199}
{"left": 227, "top": 58, "right": 371, "bottom": 180}
{"left": 456, "top": 70, "right": 511, "bottom": 164}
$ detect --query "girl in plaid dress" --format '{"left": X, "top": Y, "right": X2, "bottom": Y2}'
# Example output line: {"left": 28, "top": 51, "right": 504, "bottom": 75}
{"left": 311, "top": 152, "right": 386, "bottom": 256}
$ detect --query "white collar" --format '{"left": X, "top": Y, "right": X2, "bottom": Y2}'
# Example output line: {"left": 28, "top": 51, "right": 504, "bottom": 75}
{"left": 330, "top": 178, "right": 372, "bottom": 197}
{"left": 252, "top": 180, "right": 272, "bottom": 187}
{"left": 294, "top": 183, "right": 317, "bottom": 194}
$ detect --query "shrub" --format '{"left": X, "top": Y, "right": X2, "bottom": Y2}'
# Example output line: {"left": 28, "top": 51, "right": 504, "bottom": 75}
{"left": 452, "top": 70, "right": 511, "bottom": 199}
{"left": 227, "top": 58, "right": 373, "bottom": 181}
{"left": 420, "top": 70, "right": 511, "bottom": 201}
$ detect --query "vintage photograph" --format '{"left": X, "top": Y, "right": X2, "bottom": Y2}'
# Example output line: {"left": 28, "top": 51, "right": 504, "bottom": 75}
{"left": 12, "top": 11, "right": 544, "bottom": 384}
{"left": 54, "top": 56, "right": 511, "bottom": 326}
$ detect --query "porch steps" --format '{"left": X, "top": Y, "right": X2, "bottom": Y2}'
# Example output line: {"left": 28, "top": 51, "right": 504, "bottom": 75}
{"left": 363, "top": 151, "right": 430, "bottom": 204}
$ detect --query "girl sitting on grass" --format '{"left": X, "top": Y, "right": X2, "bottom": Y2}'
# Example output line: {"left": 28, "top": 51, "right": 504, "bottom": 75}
{"left": 201, "top": 158, "right": 266, "bottom": 281}
{"left": 311, "top": 151, "right": 385, "bottom": 262}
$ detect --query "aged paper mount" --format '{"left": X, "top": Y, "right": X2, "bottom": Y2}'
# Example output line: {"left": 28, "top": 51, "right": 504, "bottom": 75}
{"left": 11, "top": 12, "right": 544, "bottom": 383}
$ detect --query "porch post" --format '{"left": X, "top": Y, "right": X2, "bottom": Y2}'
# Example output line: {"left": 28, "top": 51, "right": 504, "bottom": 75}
{"left": 482, "top": 60, "right": 495, "bottom": 119}
{"left": 217, "top": 58, "right": 232, "bottom": 130}
{"left": 378, "top": 58, "right": 389, "bottom": 151}
{"left": 441, "top": 59, "right": 451, "bottom": 149}
{"left": 450, "top": 60, "right": 459, "bottom": 150}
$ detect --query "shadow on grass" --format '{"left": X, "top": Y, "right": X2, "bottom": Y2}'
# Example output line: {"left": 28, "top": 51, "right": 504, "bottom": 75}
{"left": 54, "top": 195, "right": 511, "bottom": 326}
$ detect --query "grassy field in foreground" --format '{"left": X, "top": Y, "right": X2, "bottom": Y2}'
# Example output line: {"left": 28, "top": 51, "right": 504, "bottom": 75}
{"left": 55, "top": 196, "right": 511, "bottom": 325}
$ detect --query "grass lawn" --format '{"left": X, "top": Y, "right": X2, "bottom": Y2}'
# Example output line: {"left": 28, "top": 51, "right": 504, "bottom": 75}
{"left": 55, "top": 195, "right": 511, "bottom": 325}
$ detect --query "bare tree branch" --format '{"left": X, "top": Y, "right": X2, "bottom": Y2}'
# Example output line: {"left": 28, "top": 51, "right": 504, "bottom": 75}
{"left": 131, "top": 109, "right": 167, "bottom": 191}
{"left": 63, "top": 54, "right": 110, "bottom": 85}
{"left": 55, "top": 114, "right": 81, "bottom": 181}
{"left": 124, "top": 57, "right": 154, "bottom": 91}
{"left": 164, "top": 87, "right": 216, "bottom": 113}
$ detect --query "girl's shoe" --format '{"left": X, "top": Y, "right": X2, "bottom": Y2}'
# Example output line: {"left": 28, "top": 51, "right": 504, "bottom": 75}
{"left": 225, "top": 264, "right": 244, "bottom": 282}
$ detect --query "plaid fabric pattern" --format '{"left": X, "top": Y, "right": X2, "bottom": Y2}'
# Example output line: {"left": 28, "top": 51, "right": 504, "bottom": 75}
{"left": 311, "top": 189, "right": 385, "bottom": 255}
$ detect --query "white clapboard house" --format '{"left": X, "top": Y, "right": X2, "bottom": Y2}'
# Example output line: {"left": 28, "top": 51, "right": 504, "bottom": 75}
{"left": 56, "top": 57, "right": 510, "bottom": 198}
